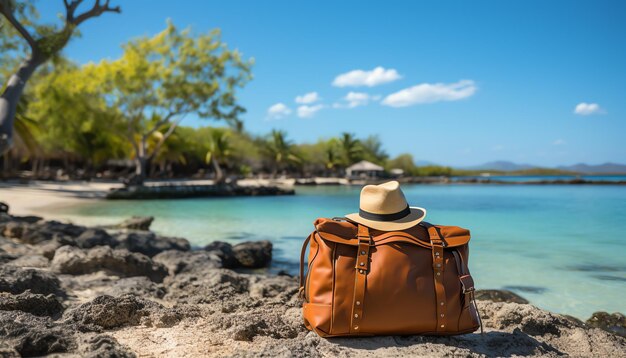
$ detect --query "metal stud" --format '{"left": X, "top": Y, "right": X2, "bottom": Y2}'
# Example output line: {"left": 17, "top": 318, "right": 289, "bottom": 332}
{"left": 440, "top": 324, "right": 445, "bottom": 328}
{"left": 436, "top": 272, "right": 441, "bottom": 276}
{"left": 361, "top": 250, "right": 366, "bottom": 255}
{"left": 360, "top": 262, "right": 365, "bottom": 266}
{"left": 358, "top": 269, "right": 364, "bottom": 274}
{"left": 440, "top": 313, "right": 445, "bottom": 317}
{"left": 354, "top": 314, "right": 359, "bottom": 318}
{"left": 436, "top": 263, "right": 441, "bottom": 268}
{"left": 354, "top": 326, "right": 359, "bottom": 330}
{"left": 356, "top": 301, "right": 361, "bottom": 305}
{"left": 435, "top": 252, "right": 440, "bottom": 256}
{"left": 440, "top": 302, "right": 445, "bottom": 306}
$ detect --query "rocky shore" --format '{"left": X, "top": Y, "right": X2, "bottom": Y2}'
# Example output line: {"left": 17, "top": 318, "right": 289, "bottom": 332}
{"left": 0, "top": 211, "right": 624, "bottom": 357}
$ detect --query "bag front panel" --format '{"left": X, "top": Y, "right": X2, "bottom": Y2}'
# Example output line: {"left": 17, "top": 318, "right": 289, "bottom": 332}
{"left": 357, "top": 242, "right": 438, "bottom": 334}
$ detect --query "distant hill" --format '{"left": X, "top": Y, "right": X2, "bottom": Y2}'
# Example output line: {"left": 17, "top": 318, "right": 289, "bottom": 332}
{"left": 453, "top": 161, "right": 626, "bottom": 174}
{"left": 463, "top": 161, "right": 536, "bottom": 171}
{"left": 556, "top": 162, "right": 626, "bottom": 174}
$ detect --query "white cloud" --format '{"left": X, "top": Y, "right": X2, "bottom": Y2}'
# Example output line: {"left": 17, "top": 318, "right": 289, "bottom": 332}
{"left": 332, "top": 66, "right": 401, "bottom": 87}
{"left": 574, "top": 102, "right": 604, "bottom": 115}
{"left": 266, "top": 103, "right": 291, "bottom": 119}
{"left": 295, "top": 92, "right": 320, "bottom": 104}
{"left": 553, "top": 139, "right": 566, "bottom": 146}
{"left": 297, "top": 104, "right": 324, "bottom": 118}
{"left": 333, "top": 92, "right": 376, "bottom": 108}
{"left": 381, "top": 80, "right": 477, "bottom": 107}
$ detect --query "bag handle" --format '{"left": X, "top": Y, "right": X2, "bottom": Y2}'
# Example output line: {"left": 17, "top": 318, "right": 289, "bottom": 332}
{"left": 298, "top": 233, "right": 312, "bottom": 299}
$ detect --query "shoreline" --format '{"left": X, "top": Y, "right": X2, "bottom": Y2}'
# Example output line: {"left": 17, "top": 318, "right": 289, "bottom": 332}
{"left": 0, "top": 211, "right": 624, "bottom": 356}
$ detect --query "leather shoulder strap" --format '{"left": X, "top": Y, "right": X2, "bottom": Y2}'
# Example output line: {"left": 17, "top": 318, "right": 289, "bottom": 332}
{"left": 298, "top": 233, "right": 313, "bottom": 299}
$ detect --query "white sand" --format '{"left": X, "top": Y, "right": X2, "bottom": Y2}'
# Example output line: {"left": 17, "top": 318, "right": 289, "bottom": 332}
{"left": 0, "top": 181, "right": 119, "bottom": 218}
{"left": 0, "top": 178, "right": 296, "bottom": 219}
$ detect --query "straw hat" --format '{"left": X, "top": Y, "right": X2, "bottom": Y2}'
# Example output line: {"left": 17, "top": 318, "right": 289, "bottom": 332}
{"left": 345, "top": 181, "right": 426, "bottom": 231}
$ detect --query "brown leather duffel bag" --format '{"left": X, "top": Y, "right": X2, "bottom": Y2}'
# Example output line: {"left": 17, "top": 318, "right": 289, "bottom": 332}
{"left": 299, "top": 217, "right": 482, "bottom": 337}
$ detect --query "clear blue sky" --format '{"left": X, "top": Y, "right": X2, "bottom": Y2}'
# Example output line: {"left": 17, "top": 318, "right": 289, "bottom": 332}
{"left": 35, "top": 0, "right": 625, "bottom": 167}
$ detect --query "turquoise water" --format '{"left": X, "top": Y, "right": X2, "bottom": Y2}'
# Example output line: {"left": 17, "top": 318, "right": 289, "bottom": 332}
{"left": 56, "top": 184, "right": 626, "bottom": 319}
{"left": 454, "top": 175, "right": 626, "bottom": 182}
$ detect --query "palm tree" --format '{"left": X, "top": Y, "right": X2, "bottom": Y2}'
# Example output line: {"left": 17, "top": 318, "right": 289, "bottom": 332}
{"left": 205, "top": 128, "right": 232, "bottom": 184}
{"left": 338, "top": 132, "right": 363, "bottom": 167}
{"left": 323, "top": 138, "right": 342, "bottom": 175}
{"left": 361, "top": 135, "right": 388, "bottom": 164}
{"left": 263, "top": 129, "right": 300, "bottom": 177}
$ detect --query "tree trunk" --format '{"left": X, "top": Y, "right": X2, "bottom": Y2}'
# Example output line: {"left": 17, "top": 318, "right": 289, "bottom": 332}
{"left": 212, "top": 158, "right": 225, "bottom": 184}
{"left": 0, "top": 56, "right": 42, "bottom": 155}
{"left": 134, "top": 156, "right": 149, "bottom": 186}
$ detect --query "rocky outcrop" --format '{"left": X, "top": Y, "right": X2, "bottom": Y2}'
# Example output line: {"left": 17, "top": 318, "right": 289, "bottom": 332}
{"left": 153, "top": 249, "right": 221, "bottom": 275}
{"left": 116, "top": 216, "right": 154, "bottom": 231}
{"left": 114, "top": 231, "right": 190, "bottom": 257}
{"left": 232, "top": 240, "right": 272, "bottom": 268}
{"left": 0, "top": 290, "right": 64, "bottom": 317}
{"left": 586, "top": 311, "right": 626, "bottom": 337}
{"left": 0, "top": 310, "right": 76, "bottom": 357}
{"left": 0, "top": 266, "right": 65, "bottom": 296}
{"left": 475, "top": 289, "right": 530, "bottom": 304}
{"left": 106, "top": 184, "right": 295, "bottom": 200}
{"left": 65, "top": 294, "right": 175, "bottom": 331}
{"left": 74, "top": 228, "right": 117, "bottom": 249}
{"left": 51, "top": 246, "right": 168, "bottom": 283}
{"left": 204, "top": 240, "right": 238, "bottom": 268}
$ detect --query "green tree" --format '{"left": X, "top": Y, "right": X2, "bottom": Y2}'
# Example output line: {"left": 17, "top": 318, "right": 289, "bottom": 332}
{"left": 83, "top": 21, "right": 252, "bottom": 185}
{"left": 26, "top": 61, "right": 128, "bottom": 170}
{"left": 361, "top": 135, "right": 388, "bottom": 164}
{"left": 338, "top": 132, "right": 363, "bottom": 167}
{"left": 263, "top": 129, "right": 301, "bottom": 177}
{"left": 0, "top": 0, "right": 121, "bottom": 154}
{"left": 387, "top": 153, "right": 417, "bottom": 174}
{"left": 205, "top": 128, "right": 232, "bottom": 184}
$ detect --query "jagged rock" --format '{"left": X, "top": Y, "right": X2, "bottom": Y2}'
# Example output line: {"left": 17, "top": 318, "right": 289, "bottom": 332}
{"left": 0, "top": 251, "right": 18, "bottom": 264}
{"left": 66, "top": 294, "right": 163, "bottom": 330}
{"left": 34, "top": 238, "right": 66, "bottom": 259}
{"left": 1, "top": 219, "right": 85, "bottom": 245}
{"left": 204, "top": 241, "right": 238, "bottom": 268}
{"left": 153, "top": 250, "right": 222, "bottom": 275}
{"left": 586, "top": 312, "right": 626, "bottom": 337}
{"left": 232, "top": 240, "right": 272, "bottom": 268}
{"left": 248, "top": 275, "right": 298, "bottom": 300}
{"left": 0, "top": 310, "right": 76, "bottom": 357}
{"left": 475, "top": 289, "right": 530, "bottom": 304}
{"left": 1, "top": 235, "right": 33, "bottom": 257}
{"left": 3, "top": 221, "right": 25, "bottom": 240}
{"left": 74, "top": 229, "right": 117, "bottom": 249}
{"left": 109, "top": 277, "right": 166, "bottom": 299}
{"left": 66, "top": 294, "right": 183, "bottom": 331}
{"left": 114, "top": 231, "right": 190, "bottom": 257}
{"left": 6, "top": 254, "right": 49, "bottom": 268}
{"left": 0, "top": 290, "right": 64, "bottom": 317}
{"left": 117, "top": 216, "right": 154, "bottom": 231}
{"left": 480, "top": 300, "right": 582, "bottom": 336}
{"left": 80, "top": 334, "right": 136, "bottom": 358}
{"left": 51, "top": 246, "right": 168, "bottom": 283}
{"left": 230, "top": 311, "right": 300, "bottom": 341}
{"left": 0, "top": 266, "right": 65, "bottom": 296}
{"left": 164, "top": 268, "right": 249, "bottom": 304}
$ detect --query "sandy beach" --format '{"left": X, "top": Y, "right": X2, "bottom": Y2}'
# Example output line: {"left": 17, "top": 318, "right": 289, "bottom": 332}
{"left": 0, "top": 181, "right": 118, "bottom": 218}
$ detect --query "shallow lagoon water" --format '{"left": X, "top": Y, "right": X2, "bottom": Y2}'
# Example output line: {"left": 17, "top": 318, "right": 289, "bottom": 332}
{"left": 56, "top": 184, "right": 626, "bottom": 319}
